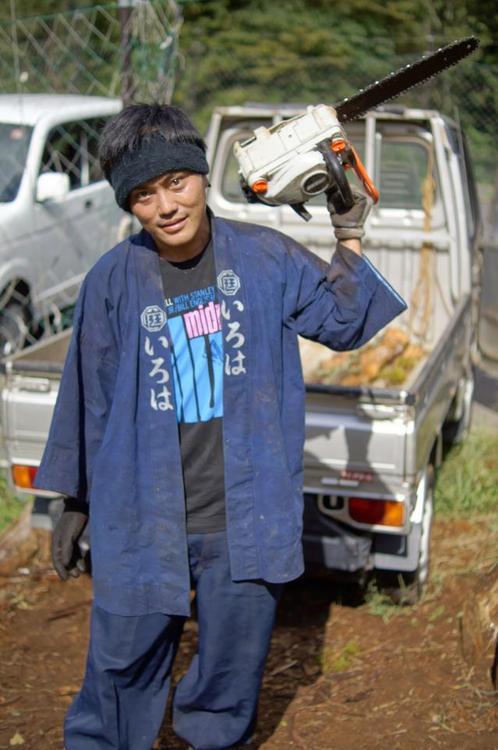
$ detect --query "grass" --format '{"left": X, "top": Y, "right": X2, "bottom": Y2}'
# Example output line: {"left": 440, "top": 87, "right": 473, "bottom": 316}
{"left": 364, "top": 581, "right": 401, "bottom": 622}
{"left": 435, "top": 430, "right": 498, "bottom": 517}
{"left": 0, "top": 471, "right": 25, "bottom": 536}
{"left": 320, "top": 639, "right": 361, "bottom": 673}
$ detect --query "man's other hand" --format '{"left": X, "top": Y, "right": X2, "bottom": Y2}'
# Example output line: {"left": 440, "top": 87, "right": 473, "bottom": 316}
{"left": 52, "top": 499, "right": 89, "bottom": 581}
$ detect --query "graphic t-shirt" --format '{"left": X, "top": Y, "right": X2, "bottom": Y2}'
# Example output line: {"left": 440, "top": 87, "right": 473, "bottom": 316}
{"left": 159, "top": 241, "right": 226, "bottom": 533}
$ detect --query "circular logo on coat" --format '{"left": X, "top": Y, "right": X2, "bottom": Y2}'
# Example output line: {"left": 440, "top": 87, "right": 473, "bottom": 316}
{"left": 141, "top": 305, "right": 167, "bottom": 332}
{"left": 217, "top": 269, "right": 241, "bottom": 296}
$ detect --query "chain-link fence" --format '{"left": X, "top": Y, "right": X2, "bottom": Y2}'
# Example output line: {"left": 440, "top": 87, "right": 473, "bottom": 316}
{"left": 0, "top": 1, "right": 181, "bottom": 357}
{"left": 1, "top": 1, "right": 182, "bottom": 102}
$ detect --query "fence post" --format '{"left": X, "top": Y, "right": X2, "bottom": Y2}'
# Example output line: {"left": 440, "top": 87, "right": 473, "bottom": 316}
{"left": 118, "top": 0, "right": 135, "bottom": 105}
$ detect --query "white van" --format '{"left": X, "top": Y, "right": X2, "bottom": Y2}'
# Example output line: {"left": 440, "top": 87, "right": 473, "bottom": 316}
{"left": 0, "top": 94, "right": 127, "bottom": 355}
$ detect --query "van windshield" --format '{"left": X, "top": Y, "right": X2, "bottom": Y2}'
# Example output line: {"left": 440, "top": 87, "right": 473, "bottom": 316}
{"left": 0, "top": 123, "right": 32, "bottom": 203}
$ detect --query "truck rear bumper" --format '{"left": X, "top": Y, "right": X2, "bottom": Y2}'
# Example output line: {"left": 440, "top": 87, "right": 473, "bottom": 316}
{"left": 303, "top": 493, "right": 422, "bottom": 574}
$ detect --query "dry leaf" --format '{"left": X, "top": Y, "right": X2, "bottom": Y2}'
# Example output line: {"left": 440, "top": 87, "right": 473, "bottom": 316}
{"left": 58, "top": 685, "right": 79, "bottom": 696}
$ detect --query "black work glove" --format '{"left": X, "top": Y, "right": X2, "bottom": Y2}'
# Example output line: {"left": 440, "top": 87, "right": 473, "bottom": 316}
{"left": 327, "top": 187, "right": 373, "bottom": 241}
{"left": 52, "top": 497, "right": 89, "bottom": 581}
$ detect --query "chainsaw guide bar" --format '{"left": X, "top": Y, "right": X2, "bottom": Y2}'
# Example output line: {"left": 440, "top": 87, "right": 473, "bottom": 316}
{"left": 335, "top": 36, "right": 479, "bottom": 123}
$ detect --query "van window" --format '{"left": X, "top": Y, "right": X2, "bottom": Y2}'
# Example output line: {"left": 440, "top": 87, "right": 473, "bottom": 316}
{"left": 0, "top": 123, "right": 32, "bottom": 203}
{"left": 41, "top": 118, "right": 108, "bottom": 190}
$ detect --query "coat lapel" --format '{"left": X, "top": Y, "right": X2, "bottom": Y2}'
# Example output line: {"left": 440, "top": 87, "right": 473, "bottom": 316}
{"left": 212, "top": 218, "right": 258, "bottom": 576}
{"left": 129, "top": 232, "right": 186, "bottom": 526}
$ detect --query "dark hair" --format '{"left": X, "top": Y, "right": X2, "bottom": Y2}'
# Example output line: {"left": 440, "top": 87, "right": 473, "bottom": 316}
{"left": 99, "top": 103, "right": 206, "bottom": 179}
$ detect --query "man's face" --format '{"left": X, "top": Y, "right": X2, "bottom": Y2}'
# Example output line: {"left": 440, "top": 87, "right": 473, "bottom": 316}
{"left": 129, "top": 171, "right": 210, "bottom": 261}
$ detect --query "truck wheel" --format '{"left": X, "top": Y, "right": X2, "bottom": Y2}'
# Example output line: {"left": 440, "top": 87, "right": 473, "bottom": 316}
{"left": 377, "top": 466, "right": 434, "bottom": 605}
{"left": 0, "top": 301, "right": 29, "bottom": 357}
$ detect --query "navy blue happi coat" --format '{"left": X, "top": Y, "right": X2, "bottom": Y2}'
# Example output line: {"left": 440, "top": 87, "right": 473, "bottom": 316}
{"left": 35, "top": 216, "right": 406, "bottom": 616}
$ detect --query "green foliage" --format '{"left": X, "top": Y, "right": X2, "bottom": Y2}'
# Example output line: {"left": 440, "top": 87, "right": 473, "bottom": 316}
{"left": 0, "top": 1, "right": 90, "bottom": 21}
{"left": 0, "top": 472, "right": 24, "bottom": 535}
{"left": 0, "top": 2, "right": 177, "bottom": 102}
{"left": 435, "top": 431, "right": 498, "bottom": 516}
{"left": 364, "top": 580, "right": 402, "bottom": 621}
{"left": 175, "top": 0, "right": 404, "bottom": 130}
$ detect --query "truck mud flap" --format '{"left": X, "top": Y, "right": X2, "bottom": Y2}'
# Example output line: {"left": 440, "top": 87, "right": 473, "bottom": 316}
{"left": 302, "top": 524, "right": 372, "bottom": 572}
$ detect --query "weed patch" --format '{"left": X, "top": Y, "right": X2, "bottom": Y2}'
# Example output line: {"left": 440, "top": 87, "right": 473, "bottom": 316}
{"left": 364, "top": 581, "right": 402, "bottom": 622}
{"left": 320, "top": 639, "right": 361, "bottom": 673}
{"left": 0, "top": 472, "right": 24, "bottom": 535}
{"left": 436, "top": 430, "right": 498, "bottom": 517}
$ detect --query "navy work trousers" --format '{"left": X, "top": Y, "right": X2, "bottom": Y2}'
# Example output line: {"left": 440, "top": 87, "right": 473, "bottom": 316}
{"left": 64, "top": 532, "right": 282, "bottom": 750}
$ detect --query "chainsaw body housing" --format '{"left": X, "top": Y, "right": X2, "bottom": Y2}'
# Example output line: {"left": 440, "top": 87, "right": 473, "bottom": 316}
{"left": 234, "top": 104, "right": 348, "bottom": 207}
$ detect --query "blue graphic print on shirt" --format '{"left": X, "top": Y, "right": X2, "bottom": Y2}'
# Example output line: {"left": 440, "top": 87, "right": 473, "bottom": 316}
{"left": 165, "top": 284, "right": 223, "bottom": 423}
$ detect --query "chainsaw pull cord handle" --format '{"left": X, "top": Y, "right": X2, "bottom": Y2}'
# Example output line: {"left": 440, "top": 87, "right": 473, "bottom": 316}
{"left": 348, "top": 144, "right": 379, "bottom": 204}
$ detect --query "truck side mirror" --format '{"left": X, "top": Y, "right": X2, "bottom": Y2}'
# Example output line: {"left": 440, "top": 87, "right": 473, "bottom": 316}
{"left": 36, "top": 172, "right": 70, "bottom": 202}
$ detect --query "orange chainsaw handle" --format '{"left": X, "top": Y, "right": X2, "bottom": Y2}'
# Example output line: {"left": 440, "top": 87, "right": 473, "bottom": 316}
{"left": 349, "top": 144, "right": 379, "bottom": 204}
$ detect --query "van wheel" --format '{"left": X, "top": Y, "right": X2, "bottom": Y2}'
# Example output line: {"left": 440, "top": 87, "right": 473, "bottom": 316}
{"left": 0, "top": 301, "right": 29, "bottom": 357}
{"left": 377, "top": 466, "right": 434, "bottom": 605}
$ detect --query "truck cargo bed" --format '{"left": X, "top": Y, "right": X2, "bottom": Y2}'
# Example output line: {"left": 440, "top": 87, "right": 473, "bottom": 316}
{"left": 0, "top": 330, "right": 71, "bottom": 375}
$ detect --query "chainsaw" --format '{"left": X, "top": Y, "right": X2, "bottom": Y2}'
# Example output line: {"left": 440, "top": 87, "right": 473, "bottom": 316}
{"left": 234, "top": 36, "right": 479, "bottom": 221}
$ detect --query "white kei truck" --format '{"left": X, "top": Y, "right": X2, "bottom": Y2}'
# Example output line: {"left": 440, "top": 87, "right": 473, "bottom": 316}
{"left": 0, "top": 104, "right": 481, "bottom": 602}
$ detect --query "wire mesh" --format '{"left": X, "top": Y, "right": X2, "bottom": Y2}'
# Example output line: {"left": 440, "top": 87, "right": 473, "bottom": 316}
{"left": 0, "top": 1, "right": 182, "bottom": 102}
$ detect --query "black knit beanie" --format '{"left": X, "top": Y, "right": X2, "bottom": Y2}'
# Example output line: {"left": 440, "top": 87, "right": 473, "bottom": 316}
{"left": 109, "top": 132, "right": 209, "bottom": 211}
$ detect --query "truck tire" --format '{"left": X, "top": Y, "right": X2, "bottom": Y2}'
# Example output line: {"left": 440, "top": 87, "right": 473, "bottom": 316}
{"left": 0, "top": 301, "right": 29, "bottom": 357}
{"left": 377, "top": 466, "right": 434, "bottom": 605}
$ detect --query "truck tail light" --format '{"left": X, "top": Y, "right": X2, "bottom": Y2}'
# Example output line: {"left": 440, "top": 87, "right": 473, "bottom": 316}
{"left": 12, "top": 464, "right": 38, "bottom": 490}
{"left": 348, "top": 497, "right": 405, "bottom": 527}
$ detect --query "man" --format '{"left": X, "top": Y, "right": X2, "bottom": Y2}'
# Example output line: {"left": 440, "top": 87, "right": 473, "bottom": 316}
{"left": 35, "top": 103, "right": 406, "bottom": 750}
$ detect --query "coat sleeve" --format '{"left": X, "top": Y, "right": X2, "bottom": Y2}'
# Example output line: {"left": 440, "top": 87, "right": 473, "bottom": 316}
{"left": 283, "top": 239, "right": 407, "bottom": 350}
{"left": 34, "top": 271, "right": 120, "bottom": 504}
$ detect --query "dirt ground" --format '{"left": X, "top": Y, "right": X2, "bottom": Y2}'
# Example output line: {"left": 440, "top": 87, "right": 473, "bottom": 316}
{"left": 0, "top": 515, "right": 497, "bottom": 750}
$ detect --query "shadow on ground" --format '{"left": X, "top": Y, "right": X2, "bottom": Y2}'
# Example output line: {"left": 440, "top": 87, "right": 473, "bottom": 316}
{"left": 157, "top": 575, "right": 365, "bottom": 749}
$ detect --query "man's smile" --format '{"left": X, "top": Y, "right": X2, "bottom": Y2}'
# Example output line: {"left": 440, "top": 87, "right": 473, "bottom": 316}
{"left": 157, "top": 216, "right": 188, "bottom": 232}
